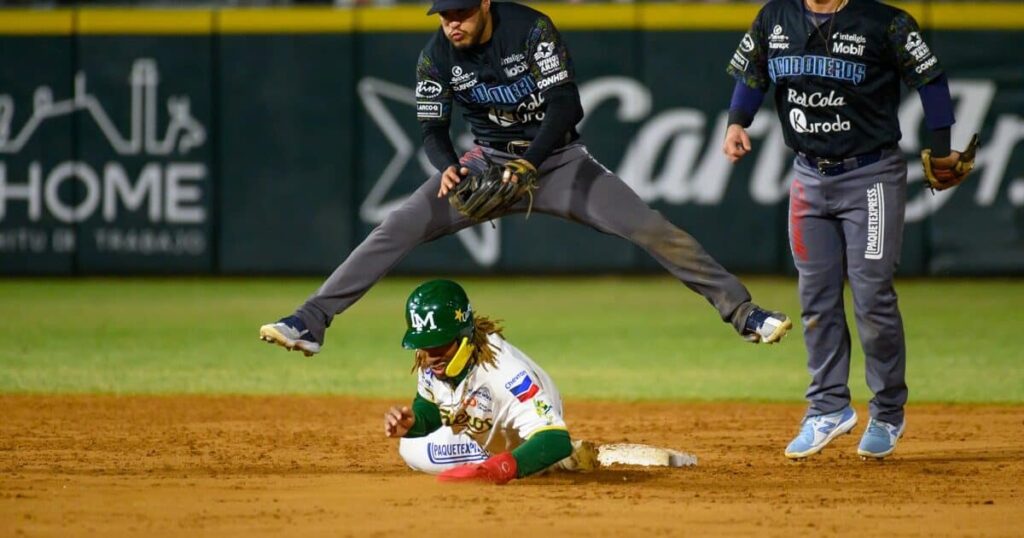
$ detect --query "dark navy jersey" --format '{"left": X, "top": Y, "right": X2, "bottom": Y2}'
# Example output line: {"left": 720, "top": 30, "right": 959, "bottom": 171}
{"left": 415, "top": 2, "right": 578, "bottom": 146}
{"left": 727, "top": 0, "right": 944, "bottom": 158}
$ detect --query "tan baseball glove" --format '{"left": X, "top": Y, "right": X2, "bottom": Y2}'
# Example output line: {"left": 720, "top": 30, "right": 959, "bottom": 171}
{"left": 449, "top": 158, "right": 538, "bottom": 221}
{"left": 921, "top": 133, "right": 979, "bottom": 191}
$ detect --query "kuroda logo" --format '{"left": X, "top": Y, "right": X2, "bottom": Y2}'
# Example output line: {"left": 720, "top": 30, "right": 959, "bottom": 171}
{"left": 788, "top": 108, "right": 808, "bottom": 132}
{"left": 788, "top": 108, "right": 851, "bottom": 134}
{"left": 0, "top": 58, "right": 209, "bottom": 257}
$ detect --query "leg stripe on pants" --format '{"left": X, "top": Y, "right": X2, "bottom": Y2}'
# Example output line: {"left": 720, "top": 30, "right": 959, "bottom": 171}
{"left": 865, "top": 182, "right": 885, "bottom": 260}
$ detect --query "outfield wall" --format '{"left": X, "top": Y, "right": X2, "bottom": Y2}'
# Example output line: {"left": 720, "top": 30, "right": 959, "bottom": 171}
{"left": 1, "top": 4, "right": 1022, "bottom": 275}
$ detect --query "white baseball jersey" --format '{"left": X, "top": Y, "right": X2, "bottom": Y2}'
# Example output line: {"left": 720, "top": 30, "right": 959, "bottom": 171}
{"left": 417, "top": 333, "right": 567, "bottom": 456}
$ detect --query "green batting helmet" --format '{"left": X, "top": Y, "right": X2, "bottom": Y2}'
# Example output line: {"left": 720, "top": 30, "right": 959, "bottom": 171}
{"left": 402, "top": 279, "right": 475, "bottom": 350}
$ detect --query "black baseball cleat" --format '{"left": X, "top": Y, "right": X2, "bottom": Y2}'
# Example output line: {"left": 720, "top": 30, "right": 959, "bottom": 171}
{"left": 742, "top": 307, "right": 793, "bottom": 344}
{"left": 259, "top": 315, "right": 321, "bottom": 356}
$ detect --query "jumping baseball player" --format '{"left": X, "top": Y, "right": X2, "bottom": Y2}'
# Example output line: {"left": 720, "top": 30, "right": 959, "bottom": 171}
{"left": 384, "top": 279, "right": 597, "bottom": 483}
{"left": 260, "top": 0, "right": 792, "bottom": 358}
{"left": 724, "top": 0, "right": 977, "bottom": 460}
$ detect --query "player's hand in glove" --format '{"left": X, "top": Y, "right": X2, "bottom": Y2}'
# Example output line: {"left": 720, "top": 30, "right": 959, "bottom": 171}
{"left": 921, "top": 133, "right": 979, "bottom": 191}
{"left": 383, "top": 406, "right": 415, "bottom": 438}
{"left": 501, "top": 158, "right": 538, "bottom": 185}
{"left": 437, "top": 452, "right": 518, "bottom": 485}
{"left": 449, "top": 158, "right": 539, "bottom": 222}
{"left": 437, "top": 165, "right": 470, "bottom": 198}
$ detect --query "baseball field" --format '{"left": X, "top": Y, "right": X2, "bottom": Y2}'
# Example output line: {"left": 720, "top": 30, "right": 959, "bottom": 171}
{"left": 2, "top": 276, "right": 1022, "bottom": 536}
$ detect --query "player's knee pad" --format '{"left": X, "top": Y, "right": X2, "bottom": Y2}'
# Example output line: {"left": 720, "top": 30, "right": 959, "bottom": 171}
{"left": 397, "top": 427, "right": 488, "bottom": 474}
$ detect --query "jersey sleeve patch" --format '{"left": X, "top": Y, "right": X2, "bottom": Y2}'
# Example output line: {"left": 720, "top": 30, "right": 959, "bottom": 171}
{"left": 497, "top": 362, "right": 567, "bottom": 441}
{"left": 726, "top": 7, "right": 771, "bottom": 91}
{"left": 527, "top": 16, "right": 574, "bottom": 92}
{"left": 416, "top": 50, "right": 454, "bottom": 122}
{"left": 506, "top": 370, "right": 540, "bottom": 402}
{"left": 888, "top": 12, "right": 943, "bottom": 88}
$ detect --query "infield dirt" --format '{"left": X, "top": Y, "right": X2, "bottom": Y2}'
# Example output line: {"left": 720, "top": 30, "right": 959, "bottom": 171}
{"left": 1, "top": 395, "right": 1020, "bottom": 537}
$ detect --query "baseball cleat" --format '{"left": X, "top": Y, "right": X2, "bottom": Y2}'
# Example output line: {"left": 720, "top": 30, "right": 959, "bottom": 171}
{"left": 259, "top": 315, "right": 321, "bottom": 357}
{"left": 742, "top": 306, "right": 793, "bottom": 344}
{"left": 857, "top": 417, "right": 905, "bottom": 460}
{"left": 784, "top": 406, "right": 858, "bottom": 460}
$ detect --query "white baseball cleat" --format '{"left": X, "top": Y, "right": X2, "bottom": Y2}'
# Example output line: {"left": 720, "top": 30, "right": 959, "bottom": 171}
{"left": 742, "top": 306, "right": 793, "bottom": 344}
{"left": 259, "top": 315, "right": 321, "bottom": 357}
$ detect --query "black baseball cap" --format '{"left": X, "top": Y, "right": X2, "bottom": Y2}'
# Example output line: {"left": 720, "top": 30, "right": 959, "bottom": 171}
{"left": 426, "top": 0, "right": 481, "bottom": 15}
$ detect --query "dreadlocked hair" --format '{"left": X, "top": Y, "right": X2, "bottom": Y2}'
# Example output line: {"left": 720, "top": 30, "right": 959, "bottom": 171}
{"left": 412, "top": 315, "right": 505, "bottom": 373}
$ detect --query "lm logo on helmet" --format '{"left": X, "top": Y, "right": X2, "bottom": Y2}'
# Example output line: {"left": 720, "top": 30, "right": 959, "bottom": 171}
{"left": 410, "top": 310, "right": 437, "bottom": 330}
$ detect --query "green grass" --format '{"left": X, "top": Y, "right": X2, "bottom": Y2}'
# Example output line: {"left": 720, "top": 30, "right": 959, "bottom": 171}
{"left": 0, "top": 276, "right": 1021, "bottom": 403}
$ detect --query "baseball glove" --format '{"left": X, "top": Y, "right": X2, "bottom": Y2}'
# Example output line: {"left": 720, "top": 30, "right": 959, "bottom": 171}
{"left": 449, "top": 158, "right": 539, "bottom": 222}
{"left": 921, "top": 133, "right": 979, "bottom": 191}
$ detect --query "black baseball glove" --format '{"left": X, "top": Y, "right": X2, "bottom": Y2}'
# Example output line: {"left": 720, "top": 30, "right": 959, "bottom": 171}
{"left": 449, "top": 158, "right": 539, "bottom": 222}
{"left": 921, "top": 133, "right": 979, "bottom": 191}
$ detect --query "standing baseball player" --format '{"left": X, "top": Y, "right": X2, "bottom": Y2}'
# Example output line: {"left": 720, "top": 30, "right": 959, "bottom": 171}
{"left": 260, "top": 0, "right": 793, "bottom": 356}
{"left": 724, "top": 0, "right": 977, "bottom": 460}
{"left": 384, "top": 279, "right": 596, "bottom": 483}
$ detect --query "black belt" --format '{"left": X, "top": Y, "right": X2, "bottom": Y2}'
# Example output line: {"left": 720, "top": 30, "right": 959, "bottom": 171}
{"left": 798, "top": 149, "right": 885, "bottom": 177}
{"left": 476, "top": 132, "right": 575, "bottom": 157}
{"left": 477, "top": 139, "right": 532, "bottom": 156}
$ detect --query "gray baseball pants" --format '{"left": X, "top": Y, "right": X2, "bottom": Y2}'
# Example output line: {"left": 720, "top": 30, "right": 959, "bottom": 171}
{"left": 295, "top": 143, "right": 755, "bottom": 344}
{"left": 789, "top": 150, "right": 908, "bottom": 425}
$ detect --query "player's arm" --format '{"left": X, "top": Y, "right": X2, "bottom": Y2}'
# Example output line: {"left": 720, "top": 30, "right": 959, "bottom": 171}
{"left": 888, "top": 13, "right": 955, "bottom": 156}
{"left": 916, "top": 75, "right": 953, "bottom": 158}
{"left": 384, "top": 393, "right": 442, "bottom": 438}
{"left": 516, "top": 16, "right": 584, "bottom": 175}
{"left": 415, "top": 50, "right": 468, "bottom": 196}
{"left": 888, "top": 12, "right": 977, "bottom": 188}
{"left": 723, "top": 10, "right": 771, "bottom": 163}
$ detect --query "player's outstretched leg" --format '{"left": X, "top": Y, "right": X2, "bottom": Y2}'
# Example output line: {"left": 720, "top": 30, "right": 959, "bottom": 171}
{"left": 259, "top": 166, "right": 481, "bottom": 355}
{"left": 526, "top": 147, "right": 792, "bottom": 344}
{"left": 259, "top": 316, "right": 321, "bottom": 357}
{"left": 740, "top": 307, "right": 794, "bottom": 344}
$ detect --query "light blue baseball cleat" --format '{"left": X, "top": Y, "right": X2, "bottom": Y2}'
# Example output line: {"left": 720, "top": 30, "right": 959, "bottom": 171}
{"left": 259, "top": 315, "right": 321, "bottom": 357}
{"left": 857, "top": 417, "right": 905, "bottom": 460}
{"left": 784, "top": 406, "right": 858, "bottom": 460}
